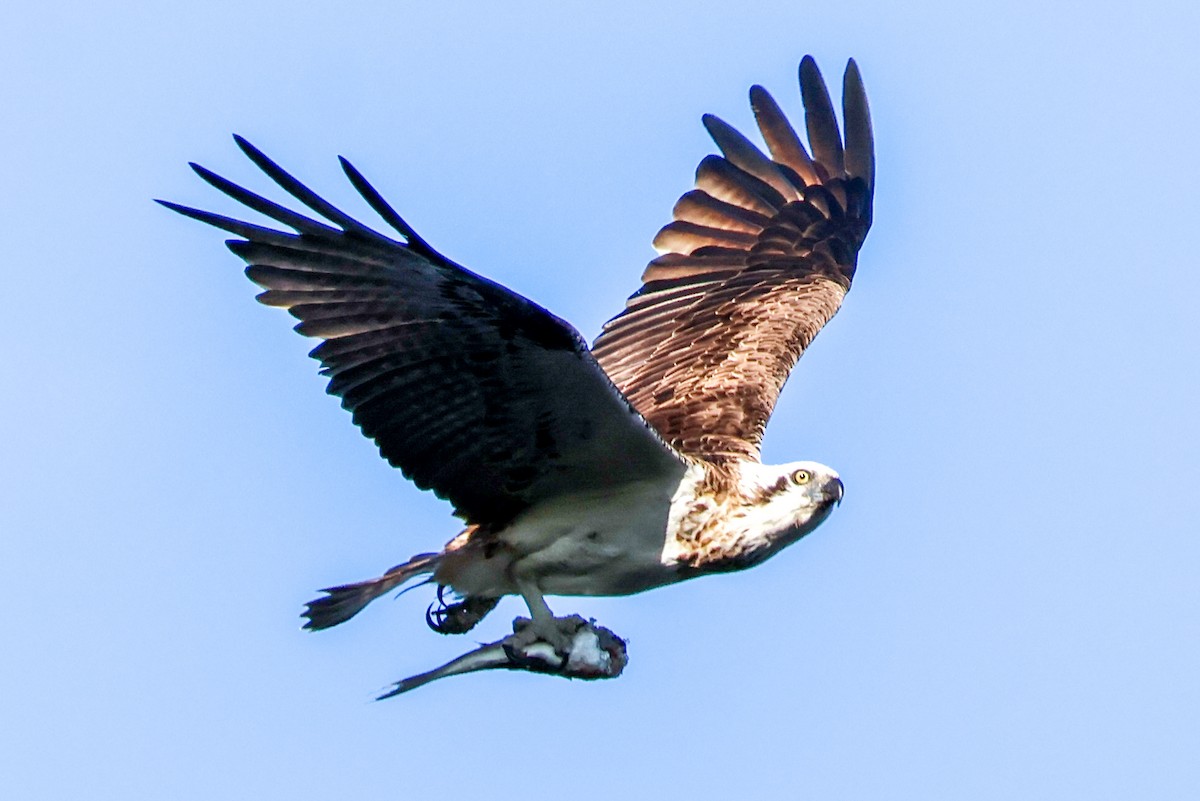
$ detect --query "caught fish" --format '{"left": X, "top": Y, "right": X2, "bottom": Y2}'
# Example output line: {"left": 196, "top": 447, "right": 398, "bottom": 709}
{"left": 378, "top": 616, "right": 628, "bottom": 699}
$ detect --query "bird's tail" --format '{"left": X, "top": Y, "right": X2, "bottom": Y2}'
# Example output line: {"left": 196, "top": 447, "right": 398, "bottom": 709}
{"left": 302, "top": 552, "right": 440, "bottom": 631}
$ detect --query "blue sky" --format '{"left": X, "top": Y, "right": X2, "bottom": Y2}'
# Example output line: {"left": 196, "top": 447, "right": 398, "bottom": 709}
{"left": 3, "top": 1, "right": 1198, "bottom": 798}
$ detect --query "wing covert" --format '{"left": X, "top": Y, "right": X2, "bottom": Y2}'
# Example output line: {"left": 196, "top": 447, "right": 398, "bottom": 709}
{"left": 591, "top": 57, "right": 874, "bottom": 462}
{"left": 163, "top": 137, "right": 686, "bottom": 528}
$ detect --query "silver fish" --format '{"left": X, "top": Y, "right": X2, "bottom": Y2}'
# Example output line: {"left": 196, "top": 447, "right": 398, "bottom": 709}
{"left": 378, "top": 616, "right": 628, "bottom": 699}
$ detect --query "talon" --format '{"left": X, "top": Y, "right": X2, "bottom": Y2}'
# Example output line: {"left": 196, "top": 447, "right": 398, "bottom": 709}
{"left": 426, "top": 588, "right": 499, "bottom": 634}
{"left": 508, "top": 614, "right": 588, "bottom": 655}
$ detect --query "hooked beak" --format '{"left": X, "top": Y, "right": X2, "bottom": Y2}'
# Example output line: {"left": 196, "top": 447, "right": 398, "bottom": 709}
{"left": 825, "top": 477, "right": 844, "bottom": 506}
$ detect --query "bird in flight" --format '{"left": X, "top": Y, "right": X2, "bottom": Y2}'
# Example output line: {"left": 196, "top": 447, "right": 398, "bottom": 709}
{"left": 163, "top": 55, "right": 874, "bottom": 682}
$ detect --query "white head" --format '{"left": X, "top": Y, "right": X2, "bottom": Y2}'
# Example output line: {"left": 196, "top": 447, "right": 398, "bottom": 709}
{"left": 734, "top": 459, "right": 844, "bottom": 563}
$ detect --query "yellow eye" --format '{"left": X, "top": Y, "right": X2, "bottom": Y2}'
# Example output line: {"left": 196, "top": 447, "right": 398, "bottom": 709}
{"left": 791, "top": 469, "right": 811, "bottom": 484}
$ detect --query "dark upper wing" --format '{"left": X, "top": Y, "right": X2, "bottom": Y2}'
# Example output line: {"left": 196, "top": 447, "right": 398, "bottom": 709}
{"left": 591, "top": 57, "right": 874, "bottom": 463}
{"left": 162, "top": 137, "right": 686, "bottom": 528}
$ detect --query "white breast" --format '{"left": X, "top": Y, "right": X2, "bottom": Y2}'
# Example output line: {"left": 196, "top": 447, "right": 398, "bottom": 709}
{"left": 500, "top": 477, "right": 684, "bottom": 596}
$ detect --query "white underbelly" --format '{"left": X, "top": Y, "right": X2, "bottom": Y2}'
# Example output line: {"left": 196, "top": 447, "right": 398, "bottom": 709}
{"left": 500, "top": 480, "right": 679, "bottom": 596}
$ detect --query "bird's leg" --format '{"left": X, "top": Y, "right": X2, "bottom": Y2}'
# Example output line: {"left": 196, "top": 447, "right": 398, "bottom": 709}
{"left": 512, "top": 579, "right": 586, "bottom": 655}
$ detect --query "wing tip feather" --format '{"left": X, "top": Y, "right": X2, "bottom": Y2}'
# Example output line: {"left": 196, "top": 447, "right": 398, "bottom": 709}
{"left": 841, "top": 58, "right": 875, "bottom": 188}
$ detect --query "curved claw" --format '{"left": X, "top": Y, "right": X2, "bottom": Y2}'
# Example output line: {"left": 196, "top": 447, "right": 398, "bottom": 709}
{"left": 426, "top": 590, "right": 500, "bottom": 635}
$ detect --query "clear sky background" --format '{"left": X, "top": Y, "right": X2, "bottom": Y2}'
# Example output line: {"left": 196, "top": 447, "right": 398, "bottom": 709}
{"left": 3, "top": 2, "right": 1198, "bottom": 798}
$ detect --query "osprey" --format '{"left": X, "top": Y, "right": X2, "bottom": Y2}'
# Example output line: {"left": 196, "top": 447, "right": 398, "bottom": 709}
{"left": 164, "top": 56, "right": 873, "bottom": 673}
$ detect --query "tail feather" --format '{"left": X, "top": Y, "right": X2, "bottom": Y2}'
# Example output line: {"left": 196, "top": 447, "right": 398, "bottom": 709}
{"left": 303, "top": 553, "right": 439, "bottom": 631}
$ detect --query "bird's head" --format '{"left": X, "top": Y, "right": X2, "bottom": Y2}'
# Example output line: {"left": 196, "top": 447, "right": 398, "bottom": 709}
{"left": 734, "top": 460, "right": 844, "bottom": 560}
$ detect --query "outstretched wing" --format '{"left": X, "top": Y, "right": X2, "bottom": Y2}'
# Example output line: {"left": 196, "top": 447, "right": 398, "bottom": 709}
{"left": 162, "top": 137, "right": 686, "bottom": 528}
{"left": 591, "top": 57, "right": 874, "bottom": 463}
